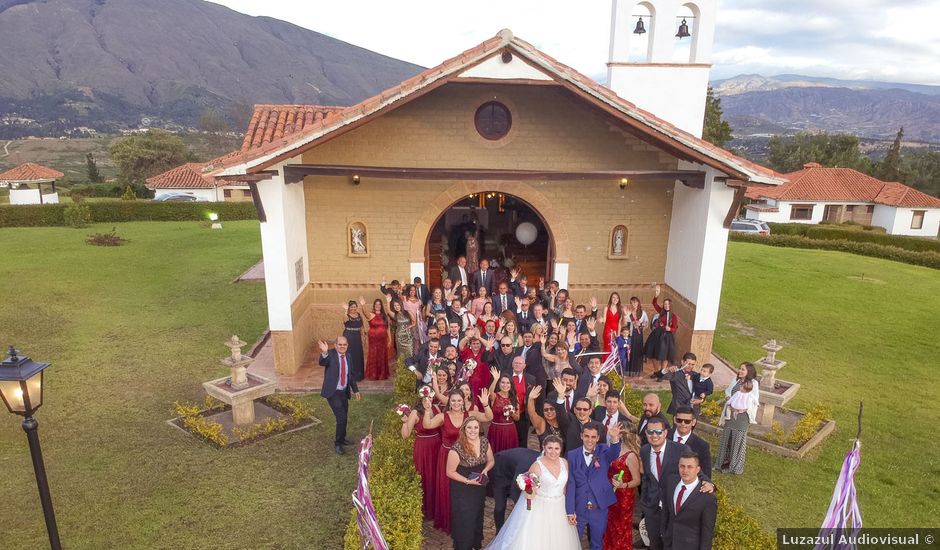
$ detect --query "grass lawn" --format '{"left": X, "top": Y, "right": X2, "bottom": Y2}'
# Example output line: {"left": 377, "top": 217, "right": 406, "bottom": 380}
{"left": 709, "top": 242, "right": 940, "bottom": 530}
{"left": 0, "top": 221, "right": 391, "bottom": 550}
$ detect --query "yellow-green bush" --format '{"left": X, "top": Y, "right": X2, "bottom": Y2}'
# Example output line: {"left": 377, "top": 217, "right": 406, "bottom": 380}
{"left": 344, "top": 361, "right": 424, "bottom": 550}
{"left": 787, "top": 403, "right": 831, "bottom": 446}
{"left": 713, "top": 489, "right": 775, "bottom": 550}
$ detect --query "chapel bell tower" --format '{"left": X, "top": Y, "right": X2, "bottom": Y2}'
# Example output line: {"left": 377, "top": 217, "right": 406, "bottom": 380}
{"left": 606, "top": 0, "right": 717, "bottom": 138}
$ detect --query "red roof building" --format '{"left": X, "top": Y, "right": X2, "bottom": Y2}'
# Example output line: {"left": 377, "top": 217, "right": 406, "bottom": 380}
{"left": 0, "top": 162, "right": 64, "bottom": 183}
{"left": 745, "top": 163, "right": 940, "bottom": 236}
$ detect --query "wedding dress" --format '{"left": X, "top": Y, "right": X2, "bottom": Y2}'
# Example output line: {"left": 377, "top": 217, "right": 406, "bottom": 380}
{"left": 484, "top": 458, "right": 581, "bottom": 549}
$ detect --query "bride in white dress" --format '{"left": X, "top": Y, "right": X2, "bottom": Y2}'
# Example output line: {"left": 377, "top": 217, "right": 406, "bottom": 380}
{"left": 484, "top": 435, "right": 580, "bottom": 549}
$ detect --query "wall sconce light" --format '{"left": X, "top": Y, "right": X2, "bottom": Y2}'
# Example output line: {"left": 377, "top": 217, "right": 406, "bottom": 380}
{"left": 351, "top": 174, "right": 361, "bottom": 185}
{"left": 619, "top": 178, "right": 629, "bottom": 190}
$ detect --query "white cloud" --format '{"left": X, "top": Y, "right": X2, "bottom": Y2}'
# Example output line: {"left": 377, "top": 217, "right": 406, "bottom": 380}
{"left": 208, "top": 0, "right": 940, "bottom": 86}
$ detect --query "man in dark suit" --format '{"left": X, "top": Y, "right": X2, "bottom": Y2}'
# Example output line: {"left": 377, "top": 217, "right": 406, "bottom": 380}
{"left": 573, "top": 330, "right": 600, "bottom": 370}
{"left": 442, "top": 321, "right": 462, "bottom": 350}
{"left": 555, "top": 395, "right": 606, "bottom": 453}
{"left": 405, "top": 338, "right": 441, "bottom": 390}
{"left": 471, "top": 258, "right": 495, "bottom": 297}
{"left": 575, "top": 357, "right": 604, "bottom": 402}
{"left": 573, "top": 301, "right": 598, "bottom": 334}
{"left": 661, "top": 352, "right": 699, "bottom": 416}
{"left": 412, "top": 276, "right": 431, "bottom": 307}
{"left": 639, "top": 417, "right": 713, "bottom": 550}
{"left": 547, "top": 368, "right": 580, "bottom": 416}
{"left": 491, "top": 447, "right": 540, "bottom": 532}
{"left": 447, "top": 255, "right": 470, "bottom": 289}
{"left": 513, "top": 331, "right": 545, "bottom": 388}
{"left": 318, "top": 337, "right": 361, "bottom": 455}
{"left": 566, "top": 422, "right": 623, "bottom": 550}
{"left": 592, "top": 390, "right": 628, "bottom": 444}
{"left": 485, "top": 337, "right": 516, "bottom": 374}
{"left": 669, "top": 406, "right": 712, "bottom": 475}
{"left": 530, "top": 302, "right": 554, "bottom": 337}
{"left": 638, "top": 393, "right": 670, "bottom": 446}
{"left": 379, "top": 275, "right": 401, "bottom": 302}
{"left": 493, "top": 281, "right": 514, "bottom": 316}
{"left": 515, "top": 298, "right": 535, "bottom": 334}
{"left": 508, "top": 269, "right": 530, "bottom": 299}
{"left": 662, "top": 453, "right": 717, "bottom": 550}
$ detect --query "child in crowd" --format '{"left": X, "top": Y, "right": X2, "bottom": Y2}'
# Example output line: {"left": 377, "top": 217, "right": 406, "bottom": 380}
{"left": 691, "top": 363, "right": 715, "bottom": 416}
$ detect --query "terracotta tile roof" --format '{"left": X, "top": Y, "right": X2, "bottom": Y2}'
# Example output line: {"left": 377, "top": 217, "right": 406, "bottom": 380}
{"left": 0, "top": 162, "right": 64, "bottom": 181}
{"left": 214, "top": 29, "right": 784, "bottom": 186}
{"left": 744, "top": 202, "right": 779, "bottom": 213}
{"left": 145, "top": 162, "right": 214, "bottom": 189}
{"left": 746, "top": 163, "right": 940, "bottom": 208}
{"left": 241, "top": 105, "right": 345, "bottom": 152}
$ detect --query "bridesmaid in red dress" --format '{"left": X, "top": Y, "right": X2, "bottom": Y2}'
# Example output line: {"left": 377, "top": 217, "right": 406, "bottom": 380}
{"left": 361, "top": 298, "right": 390, "bottom": 380}
{"left": 401, "top": 395, "right": 440, "bottom": 520}
{"left": 458, "top": 330, "right": 491, "bottom": 411}
{"left": 602, "top": 292, "right": 623, "bottom": 362}
{"left": 486, "top": 368, "right": 520, "bottom": 454}
{"left": 422, "top": 389, "right": 492, "bottom": 534}
{"left": 603, "top": 425, "right": 643, "bottom": 550}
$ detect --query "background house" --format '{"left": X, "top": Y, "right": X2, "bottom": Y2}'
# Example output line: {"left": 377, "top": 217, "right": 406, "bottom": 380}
{"left": 0, "top": 162, "right": 63, "bottom": 204}
{"left": 745, "top": 162, "right": 940, "bottom": 236}
{"left": 145, "top": 161, "right": 252, "bottom": 202}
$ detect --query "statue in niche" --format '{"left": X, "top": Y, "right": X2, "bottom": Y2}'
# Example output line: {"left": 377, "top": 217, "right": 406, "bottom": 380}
{"left": 612, "top": 226, "right": 625, "bottom": 256}
{"left": 350, "top": 225, "right": 367, "bottom": 255}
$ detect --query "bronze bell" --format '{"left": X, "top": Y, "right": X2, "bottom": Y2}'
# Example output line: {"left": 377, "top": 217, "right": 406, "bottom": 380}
{"left": 676, "top": 18, "right": 691, "bottom": 38}
{"left": 633, "top": 17, "right": 646, "bottom": 34}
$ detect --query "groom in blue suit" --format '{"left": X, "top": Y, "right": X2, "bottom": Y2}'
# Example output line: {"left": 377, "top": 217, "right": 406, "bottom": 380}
{"left": 566, "top": 421, "right": 623, "bottom": 550}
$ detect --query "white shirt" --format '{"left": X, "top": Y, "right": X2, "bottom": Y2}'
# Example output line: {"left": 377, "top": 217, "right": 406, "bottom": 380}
{"left": 583, "top": 448, "right": 595, "bottom": 466}
{"left": 649, "top": 444, "right": 666, "bottom": 481}
{"left": 458, "top": 266, "right": 468, "bottom": 286}
{"left": 672, "top": 477, "right": 700, "bottom": 511}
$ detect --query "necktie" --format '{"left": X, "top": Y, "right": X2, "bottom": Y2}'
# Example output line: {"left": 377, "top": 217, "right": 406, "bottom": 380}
{"left": 677, "top": 435, "right": 685, "bottom": 445}
{"left": 502, "top": 295, "right": 507, "bottom": 309}
{"left": 565, "top": 395, "right": 571, "bottom": 413}
{"left": 654, "top": 450, "right": 662, "bottom": 480}
{"left": 340, "top": 354, "right": 347, "bottom": 388}
{"left": 605, "top": 413, "right": 613, "bottom": 428}
{"left": 516, "top": 375, "right": 522, "bottom": 384}
{"left": 675, "top": 485, "right": 686, "bottom": 514}
{"left": 522, "top": 346, "right": 529, "bottom": 358}
{"left": 522, "top": 312, "right": 527, "bottom": 319}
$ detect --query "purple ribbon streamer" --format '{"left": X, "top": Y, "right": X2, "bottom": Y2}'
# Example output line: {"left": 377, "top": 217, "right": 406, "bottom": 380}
{"left": 352, "top": 434, "right": 389, "bottom": 550}
{"left": 814, "top": 442, "right": 863, "bottom": 550}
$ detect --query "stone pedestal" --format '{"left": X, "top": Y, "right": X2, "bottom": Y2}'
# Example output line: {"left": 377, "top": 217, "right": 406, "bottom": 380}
{"left": 232, "top": 399, "right": 255, "bottom": 425}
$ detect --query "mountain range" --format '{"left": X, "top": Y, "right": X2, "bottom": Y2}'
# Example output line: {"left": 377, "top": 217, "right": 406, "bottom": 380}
{"left": 1, "top": 0, "right": 938, "bottom": 147}
{"left": 713, "top": 75, "right": 940, "bottom": 143}
{"left": 0, "top": 0, "right": 422, "bottom": 137}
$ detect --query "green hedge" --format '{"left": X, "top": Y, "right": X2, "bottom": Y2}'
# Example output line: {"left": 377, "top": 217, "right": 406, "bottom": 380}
{"left": 731, "top": 233, "right": 940, "bottom": 269}
{"left": 0, "top": 201, "right": 257, "bottom": 227}
{"left": 767, "top": 222, "right": 940, "bottom": 253}
{"left": 343, "top": 360, "right": 424, "bottom": 550}
{"left": 343, "top": 364, "right": 775, "bottom": 549}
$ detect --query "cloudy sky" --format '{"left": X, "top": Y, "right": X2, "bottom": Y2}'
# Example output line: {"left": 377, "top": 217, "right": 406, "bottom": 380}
{"left": 211, "top": 0, "right": 940, "bottom": 86}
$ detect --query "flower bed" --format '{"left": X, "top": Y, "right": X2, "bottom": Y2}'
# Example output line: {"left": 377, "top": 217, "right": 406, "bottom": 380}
{"left": 168, "top": 395, "right": 318, "bottom": 448}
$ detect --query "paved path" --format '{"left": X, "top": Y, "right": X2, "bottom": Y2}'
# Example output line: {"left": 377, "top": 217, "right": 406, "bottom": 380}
{"left": 235, "top": 260, "right": 265, "bottom": 282}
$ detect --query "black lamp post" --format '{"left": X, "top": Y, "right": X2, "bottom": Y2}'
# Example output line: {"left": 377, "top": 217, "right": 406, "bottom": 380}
{"left": 0, "top": 346, "right": 61, "bottom": 550}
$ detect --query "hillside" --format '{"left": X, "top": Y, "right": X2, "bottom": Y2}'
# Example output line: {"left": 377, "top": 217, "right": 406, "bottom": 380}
{"left": 0, "top": 0, "right": 423, "bottom": 137}
{"left": 714, "top": 75, "right": 940, "bottom": 143}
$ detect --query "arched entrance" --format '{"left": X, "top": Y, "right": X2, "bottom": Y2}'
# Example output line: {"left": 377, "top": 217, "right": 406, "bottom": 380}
{"left": 424, "top": 192, "right": 554, "bottom": 289}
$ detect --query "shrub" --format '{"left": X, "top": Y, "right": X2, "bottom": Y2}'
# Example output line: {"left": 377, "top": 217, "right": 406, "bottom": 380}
{"left": 787, "top": 403, "right": 831, "bottom": 447}
{"left": 0, "top": 201, "right": 257, "bottom": 227}
{"left": 173, "top": 400, "right": 228, "bottom": 447}
{"left": 63, "top": 204, "right": 91, "bottom": 228}
{"left": 86, "top": 227, "right": 127, "bottom": 246}
{"left": 765, "top": 421, "right": 786, "bottom": 445}
{"left": 263, "top": 394, "right": 315, "bottom": 422}
{"left": 713, "top": 489, "right": 776, "bottom": 550}
{"left": 69, "top": 189, "right": 87, "bottom": 203}
{"left": 121, "top": 185, "right": 137, "bottom": 201}
{"left": 766, "top": 222, "right": 939, "bottom": 253}
{"left": 698, "top": 397, "right": 723, "bottom": 422}
{"left": 731, "top": 233, "right": 940, "bottom": 269}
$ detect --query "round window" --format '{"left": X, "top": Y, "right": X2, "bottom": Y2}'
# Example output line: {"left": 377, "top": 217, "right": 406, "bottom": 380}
{"left": 474, "top": 101, "right": 512, "bottom": 140}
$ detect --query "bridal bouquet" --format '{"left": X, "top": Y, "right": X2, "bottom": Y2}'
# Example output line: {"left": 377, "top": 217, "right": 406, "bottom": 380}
{"left": 394, "top": 404, "right": 412, "bottom": 417}
{"left": 417, "top": 385, "right": 435, "bottom": 400}
{"left": 515, "top": 472, "right": 541, "bottom": 510}
{"left": 458, "top": 359, "right": 478, "bottom": 382}
{"left": 502, "top": 404, "right": 516, "bottom": 420}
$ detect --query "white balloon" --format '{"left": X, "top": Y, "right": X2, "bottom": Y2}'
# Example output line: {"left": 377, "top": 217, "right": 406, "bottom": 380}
{"left": 515, "top": 222, "right": 538, "bottom": 246}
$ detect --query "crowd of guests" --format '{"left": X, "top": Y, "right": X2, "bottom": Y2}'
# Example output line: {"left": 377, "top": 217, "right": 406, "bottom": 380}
{"left": 325, "top": 256, "right": 761, "bottom": 549}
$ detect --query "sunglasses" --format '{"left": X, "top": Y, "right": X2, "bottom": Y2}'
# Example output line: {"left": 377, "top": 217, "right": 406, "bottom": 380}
{"left": 574, "top": 407, "right": 591, "bottom": 412}
{"left": 674, "top": 418, "right": 694, "bottom": 424}
{"left": 646, "top": 428, "right": 666, "bottom": 435}
{"left": 501, "top": 344, "right": 513, "bottom": 347}
{"left": 543, "top": 408, "right": 555, "bottom": 414}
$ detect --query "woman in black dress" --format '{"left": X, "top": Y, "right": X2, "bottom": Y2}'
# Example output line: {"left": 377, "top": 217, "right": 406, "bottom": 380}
{"left": 526, "top": 384, "right": 568, "bottom": 452}
{"left": 342, "top": 300, "right": 365, "bottom": 382}
{"left": 446, "top": 416, "right": 494, "bottom": 550}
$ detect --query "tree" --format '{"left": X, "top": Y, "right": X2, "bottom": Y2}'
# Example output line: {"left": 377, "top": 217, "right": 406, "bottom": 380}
{"left": 86, "top": 152, "right": 102, "bottom": 183}
{"left": 702, "top": 86, "right": 733, "bottom": 147}
{"left": 766, "top": 132, "right": 873, "bottom": 174}
{"left": 109, "top": 129, "right": 190, "bottom": 186}
{"left": 902, "top": 150, "right": 940, "bottom": 198}
{"left": 874, "top": 127, "right": 904, "bottom": 182}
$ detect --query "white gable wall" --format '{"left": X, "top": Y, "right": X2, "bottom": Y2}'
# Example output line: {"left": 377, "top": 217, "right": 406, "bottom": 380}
{"left": 880, "top": 206, "right": 940, "bottom": 236}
